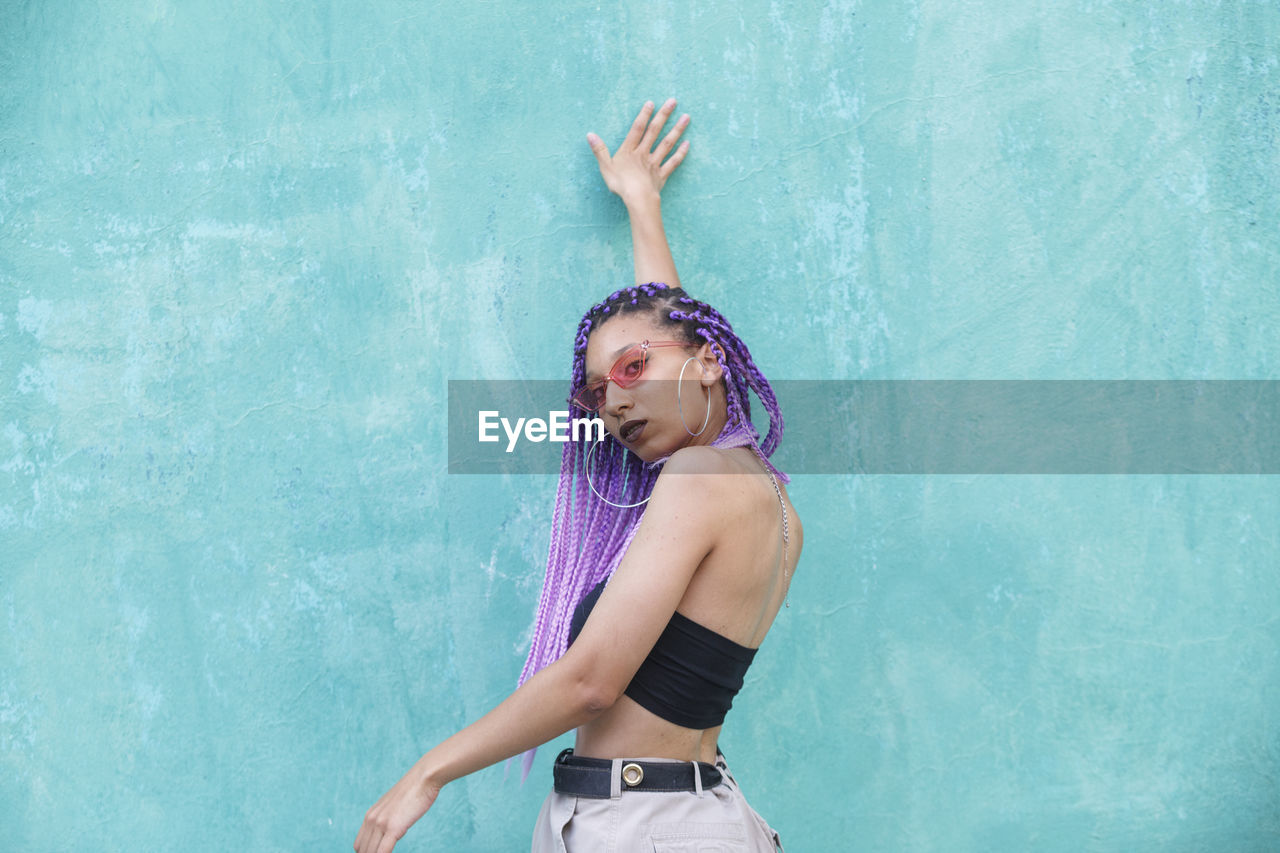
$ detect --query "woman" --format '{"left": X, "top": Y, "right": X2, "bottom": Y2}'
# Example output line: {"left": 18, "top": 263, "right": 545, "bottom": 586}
{"left": 355, "top": 98, "right": 802, "bottom": 853}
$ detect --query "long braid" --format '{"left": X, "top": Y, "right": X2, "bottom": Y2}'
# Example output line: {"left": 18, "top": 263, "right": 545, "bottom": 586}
{"left": 513, "top": 282, "right": 787, "bottom": 780}
{"left": 667, "top": 293, "right": 788, "bottom": 478}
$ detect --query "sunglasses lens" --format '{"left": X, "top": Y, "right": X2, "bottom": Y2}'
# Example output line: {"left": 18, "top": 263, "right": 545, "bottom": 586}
{"left": 572, "top": 385, "right": 604, "bottom": 411}
{"left": 572, "top": 343, "right": 656, "bottom": 411}
{"left": 612, "top": 346, "right": 647, "bottom": 387}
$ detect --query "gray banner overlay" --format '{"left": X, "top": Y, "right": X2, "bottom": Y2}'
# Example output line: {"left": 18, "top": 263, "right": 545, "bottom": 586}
{"left": 448, "top": 380, "right": 1280, "bottom": 474}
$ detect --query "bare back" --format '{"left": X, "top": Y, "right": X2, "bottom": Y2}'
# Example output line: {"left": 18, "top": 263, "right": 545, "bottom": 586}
{"left": 574, "top": 446, "right": 804, "bottom": 764}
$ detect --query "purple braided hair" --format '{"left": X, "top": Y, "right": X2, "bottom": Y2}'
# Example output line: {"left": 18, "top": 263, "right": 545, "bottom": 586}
{"left": 512, "top": 282, "right": 787, "bottom": 780}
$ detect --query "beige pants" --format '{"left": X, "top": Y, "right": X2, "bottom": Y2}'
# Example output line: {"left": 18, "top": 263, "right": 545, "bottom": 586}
{"left": 530, "top": 752, "right": 784, "bottom": 852}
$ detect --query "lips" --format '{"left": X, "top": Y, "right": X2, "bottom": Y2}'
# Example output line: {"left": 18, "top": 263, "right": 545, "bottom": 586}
{"left": 619, "top": 419, "right": 646, "bottom": 443}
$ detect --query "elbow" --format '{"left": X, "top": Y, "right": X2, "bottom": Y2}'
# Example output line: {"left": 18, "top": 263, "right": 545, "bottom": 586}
{"left": 572, "top": 672, "right": 624, "bottom": 718}
{"left": 556, "top": 647, "right": 626, "bottom": 718}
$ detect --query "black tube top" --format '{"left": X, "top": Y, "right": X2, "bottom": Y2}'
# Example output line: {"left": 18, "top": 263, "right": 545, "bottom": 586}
{"left": 566, "top": 578, "right": 758, "bottom": 729}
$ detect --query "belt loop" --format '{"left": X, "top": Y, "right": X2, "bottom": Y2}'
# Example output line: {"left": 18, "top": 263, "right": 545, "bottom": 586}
{"left": 610, "top": 758, "right": 622, "bottom": 799}
{"left": 692, "top": 760, "right": 703, "bottom": 797}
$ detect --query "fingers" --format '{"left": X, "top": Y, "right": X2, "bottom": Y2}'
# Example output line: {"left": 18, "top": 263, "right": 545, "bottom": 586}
{"left": 653, "top": 112, "right": 689, "bottom": 161}
{"left": 356, "top": 820, "right": 399, "bottom": 853}
{"left": 354, "top": 822, "right": 376, "bottom": 853}
{"left": 591, "top": 99, "right": 690, "bottom": 196}
{"left": 586, "top": 131, "right": 612, "bottom": 168}
{"left": 355, "top": 819, "right": 379, "bottom": 853}
{"left": 640, "top": 98, "right": 678, "bottom": 151}
{"left": 356, "top": 808, "right": 391, "bottom": 853}
{"left": 658, "top": 138, "right": 690, "bottom": 182}
{"left": 620, "top": 101, "right": 655, "bottom": 151}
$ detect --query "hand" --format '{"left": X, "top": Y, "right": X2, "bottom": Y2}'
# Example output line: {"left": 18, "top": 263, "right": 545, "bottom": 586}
{"left": 587, "top": 98, "right": 690, "bottom": 206}
{"left": 354, "top": 763, "right": 441, "bottom": 853}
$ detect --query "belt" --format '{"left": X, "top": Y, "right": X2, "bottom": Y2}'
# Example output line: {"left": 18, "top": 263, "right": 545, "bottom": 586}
{"left": 552, "top": 748, "right": 723, "bottom": 798}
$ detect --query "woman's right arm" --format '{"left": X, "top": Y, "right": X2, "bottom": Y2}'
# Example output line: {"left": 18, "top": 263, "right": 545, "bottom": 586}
{"left": 587, "top": 99, "right": 690, "bottom": 289}
{"left": 353, "top": 451, "right": 728, "bottom": 853}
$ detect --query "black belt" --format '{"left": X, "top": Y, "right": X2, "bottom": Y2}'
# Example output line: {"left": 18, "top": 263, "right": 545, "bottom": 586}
{"left": 552, "top": 748, "right": 723, "bottom": 798}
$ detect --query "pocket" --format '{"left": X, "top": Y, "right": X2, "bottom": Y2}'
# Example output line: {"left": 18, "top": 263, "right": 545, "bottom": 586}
{"left": 723, "top": 795, "right": 782, "bottom": 853}
{"left": 530, "top": 792, "right": 576, "bottom": 853}
{"left": 551, "top": 793, "right": 576, "bottom": 850}
{"left": 746, "top": 809, "right": 783, "bottom": 853}
{"left": 647, "top": 821, "right": 748, "bottom": 853}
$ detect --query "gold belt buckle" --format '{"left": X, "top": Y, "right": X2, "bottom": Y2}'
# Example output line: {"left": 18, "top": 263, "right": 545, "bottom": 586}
{"left": 621, "top": 762, "right": 645, "bottom": 787}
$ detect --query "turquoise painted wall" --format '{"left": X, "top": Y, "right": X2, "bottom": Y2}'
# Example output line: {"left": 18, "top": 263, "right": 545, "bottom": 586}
{"left": 3, "top": 1, "right": 1278, "bottom": 850}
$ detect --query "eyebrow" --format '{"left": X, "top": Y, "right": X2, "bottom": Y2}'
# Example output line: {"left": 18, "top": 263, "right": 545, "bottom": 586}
{"left": 584, "top": 342, "right": 640, "bottom": 382}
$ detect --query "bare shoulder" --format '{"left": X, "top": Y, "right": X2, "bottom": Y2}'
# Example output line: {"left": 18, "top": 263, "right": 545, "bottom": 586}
{"left": 659, "top": 444, "right": 741, "bottom": 476}
{"left": 654, "top": 446, "right": 793, "bottom": 529}
{"left": 644, "top": 447, "right": 740, "bottom": 522}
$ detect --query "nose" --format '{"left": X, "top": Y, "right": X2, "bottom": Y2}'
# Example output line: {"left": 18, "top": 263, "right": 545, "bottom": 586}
{"left": 602, "top": 380, "right": 632, "bottom": 422}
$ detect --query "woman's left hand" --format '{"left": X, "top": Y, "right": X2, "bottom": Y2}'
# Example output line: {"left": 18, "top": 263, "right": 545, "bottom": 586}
{"left": 354, "top": 764, "right": 441, "bottom": 853}
{"left": 587, "top": 98, "right": 690, "bottom": 207}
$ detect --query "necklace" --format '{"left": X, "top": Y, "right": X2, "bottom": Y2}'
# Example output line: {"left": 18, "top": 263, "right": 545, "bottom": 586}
{"left": 766, "top": 469, "right": 791, "bottom": 608}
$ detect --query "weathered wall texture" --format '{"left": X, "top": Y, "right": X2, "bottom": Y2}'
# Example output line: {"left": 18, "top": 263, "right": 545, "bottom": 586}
{"left": 2, "top": 1, "right": 1278, "bottom": 850}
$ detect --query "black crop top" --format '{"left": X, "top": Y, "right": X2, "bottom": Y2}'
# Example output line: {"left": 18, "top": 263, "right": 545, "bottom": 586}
{"left": 566, "top": 578, "right": 758, "bottom": 729}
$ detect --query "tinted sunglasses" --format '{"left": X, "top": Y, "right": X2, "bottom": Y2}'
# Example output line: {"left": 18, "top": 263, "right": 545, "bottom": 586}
{"left": 569, "top": 340, "right": 693, "bottom": 412}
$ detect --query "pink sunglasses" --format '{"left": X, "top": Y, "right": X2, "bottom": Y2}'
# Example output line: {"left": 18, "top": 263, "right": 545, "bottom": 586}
{"left": 570, "top": 340, "right": 692, "bottom": 412}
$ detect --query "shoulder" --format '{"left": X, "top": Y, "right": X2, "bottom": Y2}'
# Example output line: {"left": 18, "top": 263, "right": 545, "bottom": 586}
{"left": 645, "top": 446, "right": 759, "bottom": 528}
{"left": 633, "top": 447, "right": 740, "bottom": 528}
{"left": 659, "top": 444, "right": 740, "bottom": 477}
{"left": 650, "top": 446, "right": 744, "bottom": 503}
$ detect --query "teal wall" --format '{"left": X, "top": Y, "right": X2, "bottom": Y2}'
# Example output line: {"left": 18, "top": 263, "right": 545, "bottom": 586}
{"left": 3, "top": 1, "right": 1278, "bottom": 850}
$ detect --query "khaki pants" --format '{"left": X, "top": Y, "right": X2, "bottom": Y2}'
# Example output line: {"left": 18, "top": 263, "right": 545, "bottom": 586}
{"left": 531, "top": 752, "right": 784, "bottom": 852}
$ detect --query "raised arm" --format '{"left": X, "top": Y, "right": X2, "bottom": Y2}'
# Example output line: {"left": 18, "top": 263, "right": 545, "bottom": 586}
{"left": 587, "top": 99, "right": 690, "bottom": 289}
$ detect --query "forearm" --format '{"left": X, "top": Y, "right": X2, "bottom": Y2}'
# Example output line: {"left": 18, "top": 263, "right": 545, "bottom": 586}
{"left": 625, "top": 193, "right": 681, "bottom": 290}
{"left": 413, "top": 660, "right": 604, "bottom": 790}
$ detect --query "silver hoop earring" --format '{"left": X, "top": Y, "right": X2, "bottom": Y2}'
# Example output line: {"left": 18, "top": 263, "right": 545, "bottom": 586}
{"left": 678, "top": 356, "right": 712, "bottom": 437}
{"left": 584, "top": 438, "right": 651, "bottom": 508}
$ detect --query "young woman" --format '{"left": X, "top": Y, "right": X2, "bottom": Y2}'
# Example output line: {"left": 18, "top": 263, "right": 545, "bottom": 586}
{"left": 355, "top": 98, "right": 802, "bottom": 853}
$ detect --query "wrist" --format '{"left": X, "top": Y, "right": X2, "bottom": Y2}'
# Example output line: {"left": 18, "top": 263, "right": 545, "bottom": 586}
{"left": 415, "top": 753, "right": 448, "bottom": 795}
{"left": 622, "top": 190, "right": 662, "bottom": 215}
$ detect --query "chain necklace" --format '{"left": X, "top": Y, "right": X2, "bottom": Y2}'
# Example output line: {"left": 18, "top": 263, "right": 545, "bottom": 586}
{"left": 766, "top": 469, "right": 791, "bottom": 608}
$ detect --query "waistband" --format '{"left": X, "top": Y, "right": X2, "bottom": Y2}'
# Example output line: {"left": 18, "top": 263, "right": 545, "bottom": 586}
{"left": 552, "top": 748, "right": 724, "bottom": 799}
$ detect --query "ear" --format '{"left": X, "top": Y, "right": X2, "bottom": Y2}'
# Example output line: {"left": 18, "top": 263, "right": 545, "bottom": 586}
{"left": 693, "top": 341, "right": 724, "bottom": 386}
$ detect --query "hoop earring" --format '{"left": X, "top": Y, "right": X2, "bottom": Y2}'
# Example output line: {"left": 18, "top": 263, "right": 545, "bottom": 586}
{"left": 584, "top": 438, "right": 651, "bottom": 508}
{"left": 678, "top": 356, "right": 712, "bottom": 437}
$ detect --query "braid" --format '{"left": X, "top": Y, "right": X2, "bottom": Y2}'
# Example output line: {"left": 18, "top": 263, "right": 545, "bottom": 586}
{"left": 665, "top": 293, "right": 785, "bottom": 460}
{"left": 512, "top": 281, "right": 788, "bottom": 780}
